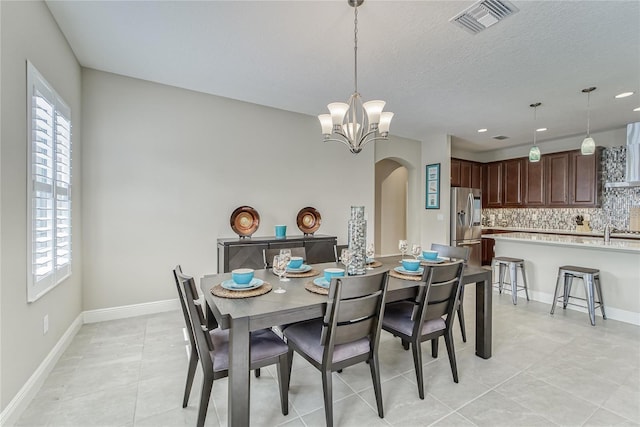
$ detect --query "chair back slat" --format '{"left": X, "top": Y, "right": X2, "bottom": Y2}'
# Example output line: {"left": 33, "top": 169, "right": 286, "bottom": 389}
{"left": 174, "top": 268, "right": 214, "bottom": 372}
{"left": 430, "top": 244, "right": 470, "bottom": 262}
{"left": 332, "top": 317, "right": 376, "bottom": 345}
{"left": 334, "top": 293, "right": 381, "bottom": 323}
{"left": 173, "top": 266, "right": 197, "bottom": 351}
{"left": 263, "top": 247, "right": 307, "bottom": 268}
{"left": 320, "top": 270, "right": 390, "bottom": 366}
{"left": 334, "top": 244, "right": 348, "bottom": 262}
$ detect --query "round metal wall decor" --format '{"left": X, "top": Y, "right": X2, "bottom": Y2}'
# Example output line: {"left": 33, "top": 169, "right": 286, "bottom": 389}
{"left": 230, "top": 206, "right": 260, "bottom": 238}
{"left": 296, "top": 207, "right": 322, "bottom": 235}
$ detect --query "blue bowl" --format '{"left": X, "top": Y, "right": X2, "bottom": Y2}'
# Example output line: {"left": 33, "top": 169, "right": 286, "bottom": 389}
{"left": 288, "top": 257, "right": 303, "bottom": 269}
{"left": 231, "top": 268, "right": 254, "bottom": 285}
{"left": 422, "top": 250, "right": 438, "bottom": 260}
{"left": 324, "top": 268, "right": 345, "bottom": 282}
{"left": 402, "top": 259, "right": 421, "bottom": 271}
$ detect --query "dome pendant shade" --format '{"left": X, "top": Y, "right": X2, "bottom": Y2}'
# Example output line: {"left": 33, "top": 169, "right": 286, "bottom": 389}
{"left": 529, "top": 146, "right": 541, "bottom": 162}
{"left": 581, "top": 137, "right": 596, "bottom": 155}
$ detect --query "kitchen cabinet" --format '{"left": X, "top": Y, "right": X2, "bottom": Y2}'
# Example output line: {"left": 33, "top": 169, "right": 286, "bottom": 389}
{"left": 546, "top": 152, "right": 570, "bottom": 206}
{"left": 502, "top": 158, "right": 525, "bottom": 206}
{"left": 217, "top": 234, "right": 337, "bottom": 273}
{"left": 524, "top": 157, "right": 545, "bottom": 206}
{"left": 451, "top": 159, "right": 482, "bottom": 189}
{"left": 481, "top": 237, "right": 495, "bottom": 265}
{"left": 451, "top": 159, "right": 461, "bottom": 187}
{"left": 569, "top": 148, "right": 603, "bottom": 206}
{"left": 485, "top": 162, "right": 503, "bottom": 207}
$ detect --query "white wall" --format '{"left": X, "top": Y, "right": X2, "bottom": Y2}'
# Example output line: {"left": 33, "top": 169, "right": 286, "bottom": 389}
{"left": 81, "top": 69, "right": 374, "bottom": 310}
{"left": 420, "top": 133, "right": 452, "bottom": 247}
{"left": 453, "top": 127, "right": 627, "bottom": 162}
{"left": 375, "top": 160, "right": 407, "bottom": 255}
{"left": 1, "top": 0, "right": 82, "bottom": 411}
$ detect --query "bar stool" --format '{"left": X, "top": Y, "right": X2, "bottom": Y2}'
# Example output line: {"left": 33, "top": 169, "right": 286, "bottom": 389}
{"left": 550, "top": 266, "right": 606, "bottom": 326}
{"left": 492, "top": 257, "right": 530, "bottom": 305}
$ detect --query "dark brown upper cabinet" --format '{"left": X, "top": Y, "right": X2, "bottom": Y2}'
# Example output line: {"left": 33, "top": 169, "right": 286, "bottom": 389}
{"left": 524, "top": 157, "right": 546, "bottom": 206}
{"left": 485, "top": 161, "right": 503, "bottom": 207}
{"left": 451, "top": 159, "right": 461, "bottom": 187}
{"left": 569, "top": 148, "right": 602, "bottom": 206}
{"left": 546, "top": 152, "right": 570, "bottom": 206}
{"left": 502, "top": 158, "right": 525, "bottom": 206}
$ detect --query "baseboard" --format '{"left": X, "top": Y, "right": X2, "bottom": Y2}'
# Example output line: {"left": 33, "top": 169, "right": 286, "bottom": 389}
{"left": 529, "top": 290, "right": 640, "bottom": 326}
{"left": 83, "top": 298, "right": 179, "bottom": 323}
{"left": 0, "top": 313, "right": 83, "bottom": 427}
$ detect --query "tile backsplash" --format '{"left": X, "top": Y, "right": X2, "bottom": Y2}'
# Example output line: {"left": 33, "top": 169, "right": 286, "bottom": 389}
{"left": 482, "top": 146, "right": 640, "bottom": 232}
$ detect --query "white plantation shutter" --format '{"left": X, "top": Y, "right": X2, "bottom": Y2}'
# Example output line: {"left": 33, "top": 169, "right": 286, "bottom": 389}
{"left": 27, "top": 61, "right": 72, "bottom": 301}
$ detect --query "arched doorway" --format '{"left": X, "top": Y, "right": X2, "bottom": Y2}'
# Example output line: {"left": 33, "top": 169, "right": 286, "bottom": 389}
{"left": 375, "top": 159, "right": 408, "bottom": 256}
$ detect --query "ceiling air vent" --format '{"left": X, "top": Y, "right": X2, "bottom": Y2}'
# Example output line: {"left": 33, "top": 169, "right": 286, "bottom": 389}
{"left": 450, "top": 0, "right": 519, "bottom": 35}
{"left": 492, "top": 135, "right": 509, "bottom": 140}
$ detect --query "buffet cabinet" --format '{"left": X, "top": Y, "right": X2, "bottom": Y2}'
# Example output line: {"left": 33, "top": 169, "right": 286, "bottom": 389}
{"left": 217, "top": 234, "right": 337, "bottom": 273}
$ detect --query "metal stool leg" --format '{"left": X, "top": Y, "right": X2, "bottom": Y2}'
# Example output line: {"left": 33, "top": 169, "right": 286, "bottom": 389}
{"left": 519, "top": 262, "right": 530, "bottom": 301}
{"left": 584, "top": 274, "right": 596, "bottom": 326}
{"left": 498, "top": 263, "right": 506, "bottom": 293}
{"left": 550, "top": 270, "right": 563, "bottom": 315}
{"left": 595, "top": 275, "right": 607, "bottom": 319}
{"left": 509, "top": 261, "right": 518, "bottom": 305}
{"left": 563, "top": 273, "right": 573, "bottom": 309}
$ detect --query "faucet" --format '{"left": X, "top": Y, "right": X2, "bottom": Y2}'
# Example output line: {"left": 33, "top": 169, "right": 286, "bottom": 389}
{"left": 604, "top": 223, "right": 612, "bottom": 243}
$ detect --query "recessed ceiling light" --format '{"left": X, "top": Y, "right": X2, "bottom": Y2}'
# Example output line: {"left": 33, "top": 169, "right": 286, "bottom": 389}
{"left": 634, "top": 107, "right": 640, "bottom": 112}
{"left": 477, "top": 128, "right": 487, "bottom": 133}
{"left": 615, "top": 92, "right": 634, "bottom": 99}
{"left": 536, "top": 128, "right": 547, "bottom": 132}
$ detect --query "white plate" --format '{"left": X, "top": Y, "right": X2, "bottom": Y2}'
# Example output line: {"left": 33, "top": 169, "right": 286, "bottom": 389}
{"left": 313, "top": 277, "right": 330, "bottom": 288}
{"left": 221, "top": 278, "right": 264, "bottom": 291}
{"left": 394, "top": 266, "right": 424, "bottom": 276}
{"left": 417, "top": 256, "right": 447, "bottom": 264}
{"left": 287, "top": 264, "right": 312, "bottom": 273}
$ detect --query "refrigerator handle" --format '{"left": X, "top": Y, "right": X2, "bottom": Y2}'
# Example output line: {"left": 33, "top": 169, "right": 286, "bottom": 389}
{"left": 467, "top": 193, "right": 474, "bottom": 228}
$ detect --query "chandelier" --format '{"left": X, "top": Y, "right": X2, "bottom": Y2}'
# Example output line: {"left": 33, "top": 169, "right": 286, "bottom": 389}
{"left": 318, "top": 0, "right": 393, "bottom": 154}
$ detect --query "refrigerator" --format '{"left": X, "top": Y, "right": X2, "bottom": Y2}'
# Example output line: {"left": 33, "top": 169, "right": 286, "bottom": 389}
{"left": 450, "top": 187, "right": 482, "bottom": 266}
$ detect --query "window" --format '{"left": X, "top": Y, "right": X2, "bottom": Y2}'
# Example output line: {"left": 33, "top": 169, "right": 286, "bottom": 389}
{"left": 27, "top": 61, "right": 72, "bottom": 302}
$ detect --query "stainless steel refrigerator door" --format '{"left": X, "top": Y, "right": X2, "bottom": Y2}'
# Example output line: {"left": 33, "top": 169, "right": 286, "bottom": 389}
{"left": 451, "top": 188, "right": 482, "bottom": 242}
{"left": 454, "top": 239, "right": 482, "bottom": 267}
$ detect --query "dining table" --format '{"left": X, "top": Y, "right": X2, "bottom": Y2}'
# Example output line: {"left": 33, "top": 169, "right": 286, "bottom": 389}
{"left": 200, "top": 255, "right": 492, "bottom": 427}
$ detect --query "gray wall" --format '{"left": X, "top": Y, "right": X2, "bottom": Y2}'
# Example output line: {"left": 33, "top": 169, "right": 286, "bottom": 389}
{"left": 81, "top": 69, "right": 375, "bottom": 311}
{"left": 1, "top": 1, "right": 83, "bottom": 411}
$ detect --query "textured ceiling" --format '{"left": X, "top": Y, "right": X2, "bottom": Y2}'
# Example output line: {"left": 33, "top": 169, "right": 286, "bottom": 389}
{"left": 45, "top": 0, "right": 640, "bottom": 152}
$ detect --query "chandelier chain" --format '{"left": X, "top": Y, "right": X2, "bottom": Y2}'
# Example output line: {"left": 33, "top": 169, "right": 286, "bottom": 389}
{"left": 354, "top": 6, "right": 359, "bottom": 94}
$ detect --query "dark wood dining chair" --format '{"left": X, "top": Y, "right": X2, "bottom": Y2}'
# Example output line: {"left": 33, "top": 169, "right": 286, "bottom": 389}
{"left": 431, "top": 244, "right": 470, "bottom": 343}
{"left": 283, "top": 270, "right": 390, "bottom": 427}
{"left": 382, "top": 260, "right": 466, "bottom": 399}
{"left": 333, "top": 244, "right": 348, "bottom": 262}
{"left": 173, "top": 266, "right": 291, "bottom": 427}
{"left": 263, "top": 247, "right": 307, "bottom": 269}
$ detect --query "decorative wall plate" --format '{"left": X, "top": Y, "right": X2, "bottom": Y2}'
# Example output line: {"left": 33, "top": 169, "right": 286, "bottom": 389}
{"left": 297, "top": 207, "right": 322, "bottom": 235}
{"left": 230, "top": 206, "right": 260, "bottom": 238}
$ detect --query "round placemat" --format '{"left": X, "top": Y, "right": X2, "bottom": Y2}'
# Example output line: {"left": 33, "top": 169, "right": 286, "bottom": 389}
{"left": 389, "top": 270, "right": 423, "bottom": 282}
{"left": 211, "top": 282, "right": 272, "bottom": 299}
{"left": 367, "top": 260, "right": 383, "bottom": 268}
{"left": 282, "top": 269, "right": 320, "bottom": 278}
{"left": 305, "top": 281, "right": 329, "bottom": 295}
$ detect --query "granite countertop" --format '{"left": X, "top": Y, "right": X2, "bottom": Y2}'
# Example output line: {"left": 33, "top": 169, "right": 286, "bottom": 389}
{"left": 484, "top": 232, "right": 640, "bottom": 253}
{"left": 481, "top": 226, "right": 640, "bottom": 240}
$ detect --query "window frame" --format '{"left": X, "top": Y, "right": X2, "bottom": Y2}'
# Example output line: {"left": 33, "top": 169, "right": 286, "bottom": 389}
{"left": 26, "top": 61, "right": 72, "bottom": 302}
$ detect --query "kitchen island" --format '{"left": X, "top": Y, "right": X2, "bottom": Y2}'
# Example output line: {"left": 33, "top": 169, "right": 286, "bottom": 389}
{"left": 485, "top": 232, "right": 640, "bottom": 325}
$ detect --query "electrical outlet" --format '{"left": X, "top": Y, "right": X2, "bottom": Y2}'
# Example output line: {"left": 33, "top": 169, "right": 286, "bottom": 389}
{"left": 43, "top": 314, "right": 49, "bottom": 335}
{"left": 437, "top": 214, "right": 444, "bottom": 221}
{"left": 497, "top": 213, "right": 503, "bottom": 220}
{"left": 532, "top": 214, "right": 538, "bottom": 221}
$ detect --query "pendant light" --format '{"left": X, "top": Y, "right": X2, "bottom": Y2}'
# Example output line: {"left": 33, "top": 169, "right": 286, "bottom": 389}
{"left": 528, "top": 102, "right": 541, "bottom": 162}
{"left": 581, "top": 87, "right": 596, "bottom": 155}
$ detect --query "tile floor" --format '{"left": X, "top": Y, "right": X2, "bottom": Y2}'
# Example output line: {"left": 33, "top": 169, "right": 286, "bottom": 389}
{"left": 15, "top": 285, "right": 640, "bottom": 427}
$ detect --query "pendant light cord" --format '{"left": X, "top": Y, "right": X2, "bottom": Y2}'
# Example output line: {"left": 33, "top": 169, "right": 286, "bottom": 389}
{"left": 586, "top": 91, "right": 591, "bottom": 137}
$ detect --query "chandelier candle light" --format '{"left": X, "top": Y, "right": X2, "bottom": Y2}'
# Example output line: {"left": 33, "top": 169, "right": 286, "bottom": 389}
{"left": 318, "top": 0, "right": 393, "bottom": 154}
{"left": 528, "top": 102, "right": 542, "bottom": 162}
{"left": 581, "top": 87, "right": 596, "bottom": 155}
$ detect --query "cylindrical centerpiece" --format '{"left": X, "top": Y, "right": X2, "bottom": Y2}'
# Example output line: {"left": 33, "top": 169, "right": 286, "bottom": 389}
{"left": 347, "top": 206, "right": 367, "bottom": 275}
